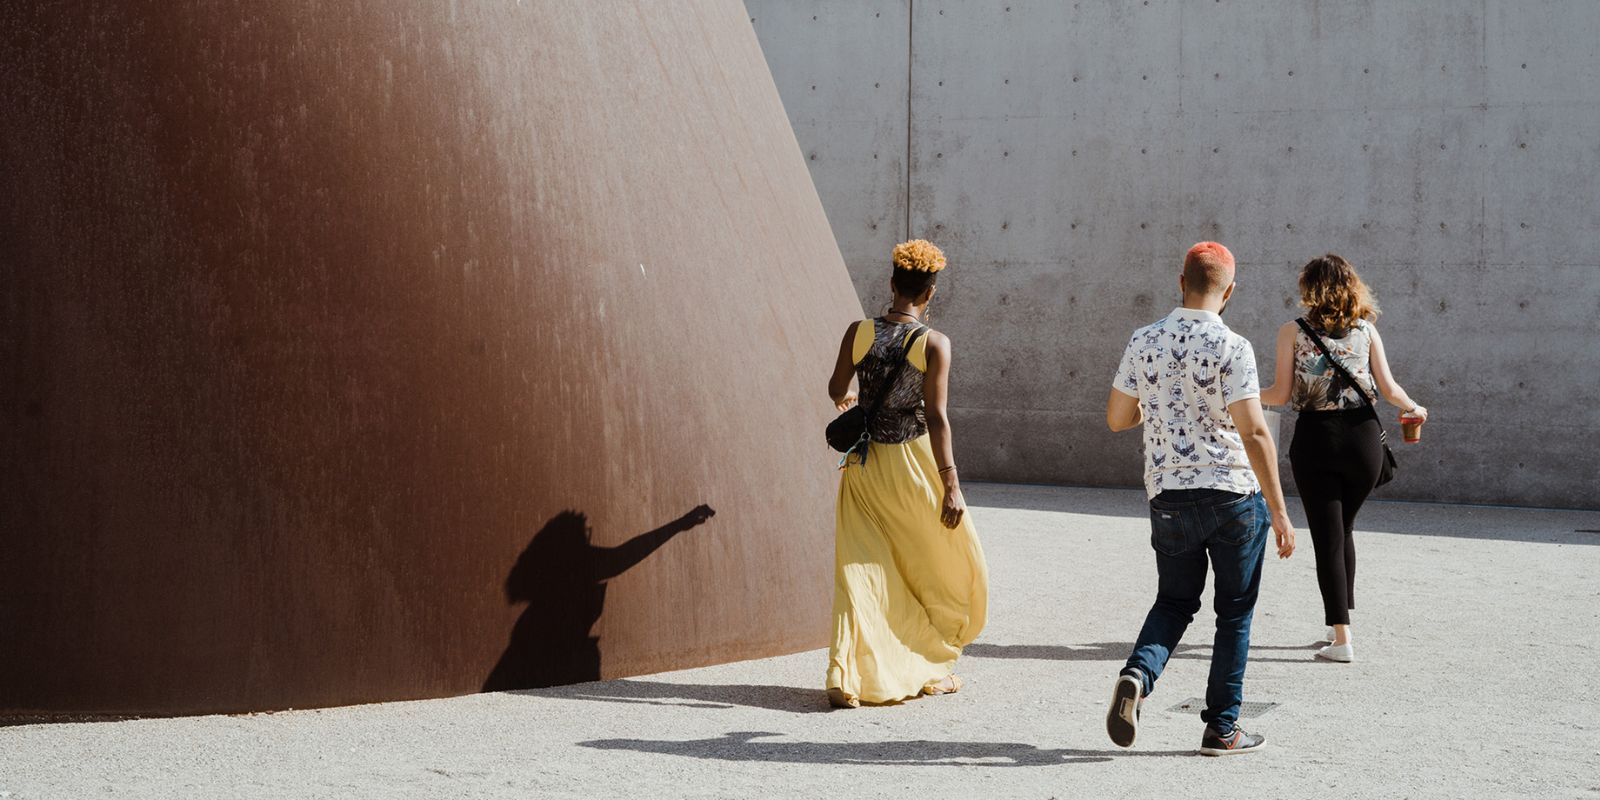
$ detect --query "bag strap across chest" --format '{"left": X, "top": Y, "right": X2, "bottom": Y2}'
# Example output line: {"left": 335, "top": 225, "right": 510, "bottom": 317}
{"left": 1296, "top": 318, "right": 1388, "bottom": 432}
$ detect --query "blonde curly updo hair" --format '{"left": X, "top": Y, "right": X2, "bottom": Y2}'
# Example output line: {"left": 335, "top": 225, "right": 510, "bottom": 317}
{"left": 892, "top": 239, "right": 947, "bottom": 273}
{"left": 890, "top": 239, "right": 945, "bottom": 299}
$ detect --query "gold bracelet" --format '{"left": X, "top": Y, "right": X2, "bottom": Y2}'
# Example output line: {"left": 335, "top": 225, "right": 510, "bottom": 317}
{"left": 937, "top": 465, "right": 957, "bottom": 473}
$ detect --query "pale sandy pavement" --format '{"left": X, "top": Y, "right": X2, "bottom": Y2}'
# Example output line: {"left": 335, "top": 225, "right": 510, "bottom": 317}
{"left": 3, "top": 484, "right": 1598, "bottom": 799}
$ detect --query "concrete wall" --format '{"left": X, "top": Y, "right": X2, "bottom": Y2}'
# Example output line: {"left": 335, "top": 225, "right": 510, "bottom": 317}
{"left": 750, "top": 0, "right": 1600, "bottom": 509}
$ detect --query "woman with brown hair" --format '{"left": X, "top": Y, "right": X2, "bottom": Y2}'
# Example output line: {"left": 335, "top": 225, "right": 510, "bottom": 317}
{"left": 1260, "top": 254, "right": 1428, "bottom": 663}
{"left": 823, "top": 239, "right": 988, "bottom": 708}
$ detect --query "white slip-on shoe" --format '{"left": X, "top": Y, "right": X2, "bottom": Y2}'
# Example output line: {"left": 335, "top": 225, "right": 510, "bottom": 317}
{"left": 1322, "top": 627, "right": 1336, "bottom": 644}
{"left": 1316, "top": 643, "right": 1354, "bottom": 663}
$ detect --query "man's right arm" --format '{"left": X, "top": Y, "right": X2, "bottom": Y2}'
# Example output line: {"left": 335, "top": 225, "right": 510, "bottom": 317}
{"left": 1106, "top": 388, "right": 1143, "bottom": 432}
{"left": 1107, "top": 335, "right": 1143, "bottom": 432}
{"left": 1227, "top": 397, "right": 1296, "bottom": 559}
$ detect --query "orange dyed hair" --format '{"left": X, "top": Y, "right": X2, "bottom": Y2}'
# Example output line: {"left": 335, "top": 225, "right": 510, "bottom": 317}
{"left": 1299, "top": 253, "right": 1379, "bottom": 333}
{"left": 1182, "top": 241, "right": 1236, "bottom": 295}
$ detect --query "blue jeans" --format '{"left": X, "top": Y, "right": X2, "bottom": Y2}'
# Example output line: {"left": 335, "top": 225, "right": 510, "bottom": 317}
{"left": 1123, "top": 488, "right": 1269, "bottom": 733}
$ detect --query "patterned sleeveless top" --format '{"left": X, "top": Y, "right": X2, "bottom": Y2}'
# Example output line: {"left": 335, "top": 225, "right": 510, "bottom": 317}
{"left": 1291, "top": 319, "right": 1378, "bottom": 412}
{"left": 852, "top": 318, "right": 931, "bottom": 444}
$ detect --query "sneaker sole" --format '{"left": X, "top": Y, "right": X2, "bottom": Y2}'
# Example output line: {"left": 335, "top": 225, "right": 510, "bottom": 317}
{"left": 1198, "top": 741, "right": 1267, "bottom": 757}
{"left": 1106, "top": 675, "right": 1141, "bottom": 748}
{"left": 1314, "top": 650, "right": 1354, "bottom": 663}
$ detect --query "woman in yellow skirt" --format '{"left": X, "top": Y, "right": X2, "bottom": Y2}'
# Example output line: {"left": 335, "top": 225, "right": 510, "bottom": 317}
{"left": 824, "top": 240, "right": 989, "bottom": 708}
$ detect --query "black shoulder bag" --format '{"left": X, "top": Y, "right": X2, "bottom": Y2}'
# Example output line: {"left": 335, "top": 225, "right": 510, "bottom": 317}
{"left": 1294, "top": 317, "right": 1397, "bottom": 487}
{"left": 826, "top": 322, "right": 929, "bottom": 466}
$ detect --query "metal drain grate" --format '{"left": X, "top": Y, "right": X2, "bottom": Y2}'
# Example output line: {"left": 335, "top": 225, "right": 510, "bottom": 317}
{"left": 1167, "top": 698, "right": 1278, "bottom": 718}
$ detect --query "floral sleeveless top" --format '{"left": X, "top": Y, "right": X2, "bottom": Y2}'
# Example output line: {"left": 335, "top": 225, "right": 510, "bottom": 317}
{"left": 852, "top": 318, "right": 931, "bottom": 443}
{"left": 1291, "top": 319, "right": 1378, "bottom": 412}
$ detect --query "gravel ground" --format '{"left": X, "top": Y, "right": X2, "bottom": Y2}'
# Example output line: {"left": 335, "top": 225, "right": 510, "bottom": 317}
{"left": 4, "top": 484, "right": 1598, "bottom": 799}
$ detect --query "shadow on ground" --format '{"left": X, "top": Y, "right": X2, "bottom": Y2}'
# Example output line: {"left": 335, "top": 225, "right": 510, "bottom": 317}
{"left": 515, "top": 679, "right": 829, "bottom": 714}
{"left": 517, "top": 642, "right": 1329, "bottom": 715}
{"left": 580, "top": 730, "right": 1192, "bottom": 766}
{"left": 967, "top": 641, "right": 1323, "bottom": 665}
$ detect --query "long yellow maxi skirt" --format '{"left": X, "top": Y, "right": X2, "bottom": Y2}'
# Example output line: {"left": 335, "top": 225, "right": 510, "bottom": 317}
{"left": 827, "top": 434, "right": 989, "bottom": 704}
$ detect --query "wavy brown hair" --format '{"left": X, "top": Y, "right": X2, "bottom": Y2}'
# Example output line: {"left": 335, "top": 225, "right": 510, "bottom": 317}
{"left": 1299, "top": 253, "right": 1379, "bottom": 333}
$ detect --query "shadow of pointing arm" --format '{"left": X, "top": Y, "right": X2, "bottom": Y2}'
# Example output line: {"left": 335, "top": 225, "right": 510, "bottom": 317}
{"left": 593, "top": 504, "right": 715, "bottom": 581}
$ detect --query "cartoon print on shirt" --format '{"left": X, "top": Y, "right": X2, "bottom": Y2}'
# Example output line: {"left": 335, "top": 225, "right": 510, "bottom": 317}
{"left": 1141, "top": 351, "right": 1161, "bottom": 386}
{"left": 1204, "top": 438, "right": 1232, "bottom": 462}
{"left": 1171, "top": 425, "right": 1198, "bottom": 462}
{"left": 1112, "top": 310, "right": 1263, "bottom": 499}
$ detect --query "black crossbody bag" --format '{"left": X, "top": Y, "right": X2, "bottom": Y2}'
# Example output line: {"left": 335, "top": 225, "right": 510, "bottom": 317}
{"left": 826, "top": 322, "right": 929, "bottom": 465}
{"left": 1295, "top": 317, "right": 1397, "bottom": 487}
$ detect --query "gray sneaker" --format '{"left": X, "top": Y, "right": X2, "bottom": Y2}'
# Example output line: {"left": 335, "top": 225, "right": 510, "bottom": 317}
{"left": 1198, "top": 724, "right": 1266, "bottom": 756}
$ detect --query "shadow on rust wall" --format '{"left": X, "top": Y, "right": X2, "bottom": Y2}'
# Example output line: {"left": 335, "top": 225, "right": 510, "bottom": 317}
{"left": 0, "top": 0, "right": 860, "bottom": 717}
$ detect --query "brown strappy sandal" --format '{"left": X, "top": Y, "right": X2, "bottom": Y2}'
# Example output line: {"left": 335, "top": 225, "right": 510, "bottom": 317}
{"left": 921, "top": 674, "right": 963, "bottom": 696}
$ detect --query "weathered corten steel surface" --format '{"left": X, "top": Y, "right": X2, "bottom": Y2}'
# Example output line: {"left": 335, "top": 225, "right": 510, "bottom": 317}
{"left": 0, "top": 0, "right": 860, "bottom": 716}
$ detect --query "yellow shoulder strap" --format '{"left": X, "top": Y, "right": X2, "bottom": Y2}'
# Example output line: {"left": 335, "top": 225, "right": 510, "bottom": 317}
{"left": 851, "top": 318, "right": 875, "bottom": 364}
{"left": 906, "top": 327, "right": 931, "bottom": 373}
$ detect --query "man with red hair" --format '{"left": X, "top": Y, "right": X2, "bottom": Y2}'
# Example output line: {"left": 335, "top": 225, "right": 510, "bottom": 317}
{"left": 1104, "top": 242, "right": 1297, "bottom": 756}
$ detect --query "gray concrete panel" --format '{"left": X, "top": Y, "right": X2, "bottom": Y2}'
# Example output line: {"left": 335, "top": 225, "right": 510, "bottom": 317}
{"left": 751, "top": 0, "right": 1600, "bottom": 508}
{"left": 749, "top": 2, "right": 909, "bottom": 306}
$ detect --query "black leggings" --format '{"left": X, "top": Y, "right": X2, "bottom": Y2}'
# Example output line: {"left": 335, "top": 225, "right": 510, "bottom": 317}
{"left": 1289, "top": 408, "right": 1384, "bottom": 626}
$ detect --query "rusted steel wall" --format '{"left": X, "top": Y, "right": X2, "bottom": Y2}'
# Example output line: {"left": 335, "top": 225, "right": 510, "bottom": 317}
{"left": 0, "top": 0, "right": 860, "bottom": 717}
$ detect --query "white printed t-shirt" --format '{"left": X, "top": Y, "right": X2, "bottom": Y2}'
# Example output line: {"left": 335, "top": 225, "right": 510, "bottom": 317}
{"left": 1112, "top": 307, "right": 1261, "bottom": 499}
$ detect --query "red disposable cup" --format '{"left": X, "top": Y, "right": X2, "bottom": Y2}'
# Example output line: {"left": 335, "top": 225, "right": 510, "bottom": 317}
{"left": 1399, "top": 413, "right": 1424, "bottom": 444}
